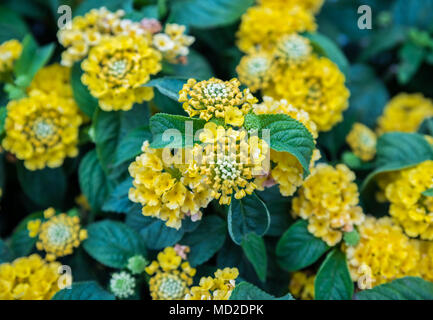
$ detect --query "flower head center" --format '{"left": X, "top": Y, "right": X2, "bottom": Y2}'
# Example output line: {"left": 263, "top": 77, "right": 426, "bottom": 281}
{"left": 108, "top": 59, "right": 128, "bottom": 77}
{"left": 215, "top": 155, "right": 241, "bottom": 181}
{"left": 158, "top": 274, "right": 186, "bottom": 299}
{"left": 33, "top": 119, "right": 55, "bottom": 140}
{"left": 279, "top": 35, "right": 311, "bottom": 61}
{"left": 247, "top": 57, "right": 269, "bottom": 76}
{"left": 204, "top": 83, "right": 228, "bottom": 99}
{"left": 46, "top": 222, "right": 72, "bottom": 246}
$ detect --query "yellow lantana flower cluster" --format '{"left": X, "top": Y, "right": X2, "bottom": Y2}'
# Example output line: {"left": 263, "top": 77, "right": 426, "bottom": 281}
{"left": 128, "top": 141, "right": 213, "bottom": 229}
{"left": 27, "top": 208, "right": 88, "bottom": 261}
{"left": 253, "top": 97, "right": 320, "bottom": 197}
{"left": 145, "top": 246, "right": 196, "bottom": 300}
{"left": 264, "top": 55, "right": 350, "bottom": 132}
{"left": 28, "top": 63, "right": 73, "bottom": 98}
{"left": 292, "top": 164, "right": 365, "bottom": 246}
{"left": 289, "top": 271, "right": 315, "bottom": 300}
{"left": 179, "top": 78, "right": 256, "bottom": 126}
{"left": 81, "top": 34, "right": 161, "bottom": 111}
{"left": 345, "top": 217, "right": 420, "bottom": 288}
{"left": 2, "top": 89, "right": 82, "bottom": 170}
{"left": 153, "top": 24, "right": 195, "bottom": 63}
{"left": 0, "top": 39, "right": 22, "bottom": 75}
{"left": 346, "top": 123, "right": 377, "bottom": 161}
{"left": 191, "top": 123, "right": 269, "bottom": 205}
{"left": 186, "top": 267, "right": 239, "bottom": 300}
{"left": 258, "top": 0, "right": 324, "bottom": 13}
{"left": 0, "top": 254, "right": 63, "bottom": 300}
{"left": 236, "top": 34, "right": 312, "bottom": 93}
{"left": 57, "top": 7, "right": 150, "bottom": 67}
{"left": 384, "top": 160, "right": 433, "bottom": 240}
{"left": 377, "top": 93, "right": 433, "bottom": 134}
{"left": 236, "top": 2, "right": 316, "bottom": 53}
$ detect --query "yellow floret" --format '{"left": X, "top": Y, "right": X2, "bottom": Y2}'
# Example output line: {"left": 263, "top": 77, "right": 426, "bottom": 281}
{"left": 377, "top": 93, "right": 433, "bottom": 134}
{"left": 264, "top": 55, "right": 349, "bottom": 132}
{"left": 292, "top": 164, "right": 365, "bottom": 246}
{"left": 179, "top": 78, "right": 257, "bottom": 126}
{"left": 289, "top": 271, "right": 315, "bottom": 300}
{"left": 2, "top": 90, "right": 82, "bottom": 170}
{"left": 237, "top": 3, "right": 316, "bottom": 53}
{"left": 236, "top": 50, "right": 276, "bottom": 92}
{"left": 0, "top": 254, "right": 66, "bottom": 300}
{"left": 344, "top": 216, "right": 420, "bottom": 289}
{"left": 185, "top": 267, "right": 239, "bottom": 300}
{"left": 28, "top": 64, "right": 73, "bottom": 98}
{"left": 81, "top": 34, "right": 161, "bottom": 111}
{"left": 274, "top": 34, "right": 312, "bottom": 67}
{"left": 346, "top": 123, "right": 377, "bottom": 161}
{"left": 146, "top": 247, "right": 196, "bottom": 300}
{"left": 153, "top": 24, "right": 195, "bottom": 63}
{"left": 384, "top": 160, "right": 433, "bottom": 240}
{"left": 258, "top": 0, "right": 324, "bottom": 13}
{"left": 128, "top": 141, "right": 213, "bottom": 229}
{"left": 28, "top": 208, "right": 87, "bottom": 261}
{"left": 0, "top": 39, "right": 22, "bottom": 75}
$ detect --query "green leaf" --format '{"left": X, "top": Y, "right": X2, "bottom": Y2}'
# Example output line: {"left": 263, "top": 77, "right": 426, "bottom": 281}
{"left": 180, "top": 215, "right": 226, "bottom": 267}
{"left": 258, "top": 186, "right": 291, "bottom": 237}
{"left": 168, "top": 0, "right": 255, "bottom": 28}
{"left": 230, "top": 282, "right": 294, "bottom": 300}
{"left": 13, "top": 34, "right": 54, "bottom": 86}
{"left": 149, "top": 113, "right": 206, "bottom": 148}
{"left": 102, "top": 178, "right": 135, "bottom": 214}
{"left": 228, "top": 193, "right": 270, "bottom": 245}
{"left": 398, "top": 41, "right": 426, "bottom": 84}
{"left": 362, "top": 133, "right": 433, "bottom": 191}
{"left": 83, "top": 220, "right": 146, "bottom": 269}
{"left": 418, "top": 117, "right": 433, "bottom": 135}
{"left": 113, "top": 126, "right": 151, "bottom": 166}
{"left": 71, "top": 63, "right": 98, "bottom": 117}
{"left": 169, "top": 50, "right": 214, "bottom": 80}
{"left": 257, "top": 114, "right": 315, "bottom": 176}
{"left": 0, "top": 239, "right": 13, "bottom": 263}
{"left": 343, "top": 229, "right": 360, "bottom": 246}
{"left": 10, "top": 228, "right": 36, "bottom": 258}
{"left": 354, "top": 277, "right": 433, "bottom": 300}
{"left": 152, "top": 89, "right": 187, "bottom": 115}
{"left": 125, "top": 211, "right": 188, "bottom": 250}
{"left": 304, "top": 32, "right": 350, "bottom": 76}
{"left": 422, "top": 188, "right": 433, "bottom": 197}
{"left": 276, "top": 220, "right": 329, "bottom": 272}
{"left": 315, "top": 249, "right": 354, "bottom": 300}
{"left": 393, "top": 0, "right": 433, "bottom": 31}
{"left": 241, "top": 233, "right": 267, "bottom": 282}
{"left": 52, "top": 281, "right": 115, "bottom": 300}
{"left": 17, "top": 164, "right": 66, "bottom": 208}
{"left": 0, "top": 107, "right": 7, "bottom": 136}
{"left": 346, "top": 64, "right": 389, "bottom": 128}
{"left": 0, "top": 6, "right": 29, "bottom": 42}
{"left": 144, "top": 77, "right": 187, "bottom": 101}
{"left": 78, "top": 150, "right": 111, "bottom": 212}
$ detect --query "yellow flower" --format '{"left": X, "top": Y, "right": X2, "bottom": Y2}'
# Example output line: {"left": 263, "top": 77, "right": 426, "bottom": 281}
{"left": 191, "top": 124, "right": 269, "bottom": 205}
{"left": 253, "top": 97, "right": 319, "bottom": 197}
{"left": 0, "top": 254, "right": 65, "bottom": 300}
{"left": 28, "top": 208, "right": 87, "bottom": 261}
{"left": 81, "top": 34, "right": 162, "bottom": 111}
{"left": 384, "top": 160, "right": 433, "bottom": 240}
{"left": 292, "top": 164, "right": 365, "bottom": 246}
{"left": 264, "top": 55, "right": 349, "bottom": 132}
{"left": 28, "top": 64, "right": 73, "bottom": 98}
{"left": 237, "top": 3, "right": 316, "bottom": 53}
{"left": 274, "top": 34, "right": 312, "bottom": 67}
{"left": 153, "top": 24, "right": 195, "bottom": 63}
{"left": 146, "top": 247, "right": 196, "bottom": 300}
{"left": 346, "top": 123, "right": 377, "bottom": 161}
{"left": 186, "top": 267, "right": 239, "bottom": 300}
{"left": 377, "top": 93, "right": 433, "bottom": 134}
{"left": 179, "top": 78, "right": 256, "bottom": 125}
{"left": 344, "top": 216, "right": 420, "bottom": 288}
{"left": 289, "top": 271, "right": 315, "bottom": 300}
{"left": 128, "top": 141, "right": 213, "bottom": 229}
{"left": 258, "top": 0, "right": 324, "bottom": 13}
{"left": 58, "top": 7, "right": 150, "bottom": 66}
{"left": 2, "top": 89, "right": 82, "bottom": 170}
{"left": 0, "top": 39, "right": 22, "bottom": 75}
{"left": 236, "top": 50, "right": 276, "bottom": 92}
